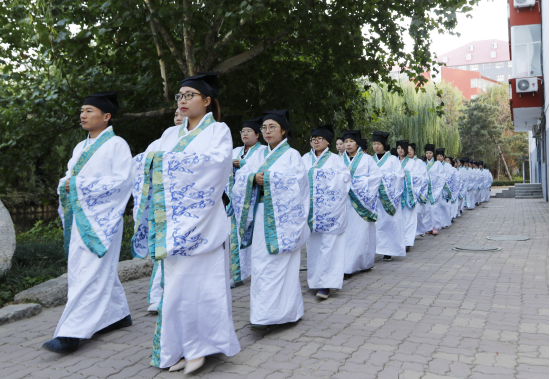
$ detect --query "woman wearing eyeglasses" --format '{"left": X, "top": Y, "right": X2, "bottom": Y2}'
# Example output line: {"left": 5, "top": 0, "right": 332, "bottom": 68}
{"left": 131, "top": 72, "right": 240, "bottom": 374}
{"left": 301, "top": 125, "right": 351, "bottom": 299}
{"left": 226, "top": 117, "right": 266, "bottom": 288}
{"left": 232, "top": 109, "right": 310, "bottom": 332}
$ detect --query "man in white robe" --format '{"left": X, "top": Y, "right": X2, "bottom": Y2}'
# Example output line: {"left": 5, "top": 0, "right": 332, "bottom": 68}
{"left": 371, "top": 131, "right": 405, "bottom": 261}
{"left": 396, "top": 140, "right": 417, "bottom": 250}
{"left": 340, "top": 130, "right": 382, "bottom": 277}
{"left": 302, "top": 125, "right": 350, "bottom": 299}
{"left": 435, "top": 149, "right": 453, "bottom": 229}
{"left": 43, "top": 92, "right": 133, "bottom": 354}
{"left": 483, "top": 163, "right": 493, "bottom": 201}
{"left": 132, "top": 73, "right": 240, "bottom": 371}
{"left": 233, "top": 109, "right": 309, "bottom": 331}
{"left": 227, "top": 117, "right": 266, "bottom": 287}
{"left": 423, "top": 144, "right": 445, "bottom": 235}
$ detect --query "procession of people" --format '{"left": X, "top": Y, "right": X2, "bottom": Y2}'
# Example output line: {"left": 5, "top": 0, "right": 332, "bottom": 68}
{"left": 41, "top": 72, "right": 493, "bottom": 374}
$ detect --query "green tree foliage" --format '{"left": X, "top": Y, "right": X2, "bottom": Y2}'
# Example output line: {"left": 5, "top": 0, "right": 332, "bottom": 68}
{"left": 458, "top": 84, "right": 527, "bottom": 179}
{"left": 356, "top": 80, "right": 462, "bottom": 156}
{"left": 0, "top": 0, "right": 479, "bottom": 203}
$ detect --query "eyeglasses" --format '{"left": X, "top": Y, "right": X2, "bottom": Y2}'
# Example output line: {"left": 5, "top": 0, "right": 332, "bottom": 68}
{"left": 175, "top": 92, "right": 201, "bottom": 101}
{"left": 260, "top": 125, "right": 279, "bottom": 133}
{"left": 310, "top": 137, "right": 325, "bottom": 143}
{"left": 240, "top": 129, "right": 255, "bottom": 135}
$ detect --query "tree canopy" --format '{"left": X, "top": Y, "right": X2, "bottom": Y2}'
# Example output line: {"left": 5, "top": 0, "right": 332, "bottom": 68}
{"left": 0, "top": 0, "right": 479, "bottom": 204}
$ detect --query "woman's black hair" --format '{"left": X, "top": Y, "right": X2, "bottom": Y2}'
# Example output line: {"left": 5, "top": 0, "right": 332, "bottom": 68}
{"left": 202, "top": 95, "right": 221, "bottom": 122}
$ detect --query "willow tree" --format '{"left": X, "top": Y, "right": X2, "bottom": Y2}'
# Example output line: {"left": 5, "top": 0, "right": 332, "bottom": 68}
{"left": 357, "top": 80, "right": 462, "bottom": 156}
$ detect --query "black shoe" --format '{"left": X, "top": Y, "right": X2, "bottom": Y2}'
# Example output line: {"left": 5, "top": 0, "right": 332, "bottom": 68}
{"left": 96, "top": 315, "right": 132, "bottom": 334}
{"left": 233, "top": 280, "right": 244, "bottom": 288}
{"left": 343, "top": 273, "right": 353, "bottom": 280}
{"left": 42, "top": 337, "right": 80, "bottom": 353}
{"left": 406, "top": 246, "right": 410, "bottom": 252}
{"left": 251, "top": 324, "right": 270, "bottom": 332}
{"left": 383, "top": 255, "right": 392, "bottom": 261}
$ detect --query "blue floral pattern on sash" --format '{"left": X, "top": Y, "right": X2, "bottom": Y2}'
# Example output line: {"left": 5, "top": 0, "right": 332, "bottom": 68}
{"left": 373, "top": 151, "right": 397, "bottom": 216}
{"left": 347, "top": 149, "right": 378, "bottom": 222}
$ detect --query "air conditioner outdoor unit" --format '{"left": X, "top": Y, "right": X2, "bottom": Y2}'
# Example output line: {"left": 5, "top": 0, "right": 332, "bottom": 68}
{"left": 532, "top": 124, "right": 541, "bottom": 137}
{"left": 516, "top": 77, "right": 538, "bottom": 93}
{"left": 514, "top": 0, "right": 536, "bottom": 8}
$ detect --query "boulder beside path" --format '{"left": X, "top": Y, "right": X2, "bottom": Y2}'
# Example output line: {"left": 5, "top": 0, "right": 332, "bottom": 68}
{"left": 0, "top": 199, "right": 16, "bottom": 273}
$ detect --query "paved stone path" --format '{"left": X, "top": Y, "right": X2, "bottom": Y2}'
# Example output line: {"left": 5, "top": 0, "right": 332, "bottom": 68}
{"left": 1, "top": 198, "right": 548, "bottom": 379}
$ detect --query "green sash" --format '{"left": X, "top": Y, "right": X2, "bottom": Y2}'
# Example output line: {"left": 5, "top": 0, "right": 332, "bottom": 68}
{"left": 229, "top": 141, "right": 262, "bottom": 284}
{"left": 238, "top": 141, "right": 290, "bottom": 254}
{"left": 59, "top": 128, "right": 116, "bottom": 258}
{"left": 341, "top": 151, "right": 350, "bottom": 167}
{"left": 347, "top": 149, "right": 377, "bottom": 222}
{"left": 400, "top": 157, "right": 416, "bottom": 209}
{"left": 426, "top": 158, "right": 436, "bottom": 204}
{"left": 307, "top": 149, "right": 331, "bottom": 231}
{"left": 373, "top": 151, "right": 397, "bottom": 216}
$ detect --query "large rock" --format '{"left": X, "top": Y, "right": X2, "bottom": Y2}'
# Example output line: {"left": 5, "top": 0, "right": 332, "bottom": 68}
{"left": 0, "top": 200, "right": 16, "bottom": 273}
{"left": 0, "top": 303, "right": 42, "bottom": 326}
{"left": 14, "top": 258, "right": 153, "bottom": 308}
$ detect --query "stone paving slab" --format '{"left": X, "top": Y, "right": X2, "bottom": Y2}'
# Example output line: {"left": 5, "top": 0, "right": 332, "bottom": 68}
{"left": 0, "top": 198, "right": 547, "bottom": 378}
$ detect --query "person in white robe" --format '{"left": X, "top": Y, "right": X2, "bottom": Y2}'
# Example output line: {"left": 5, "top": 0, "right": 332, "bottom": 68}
{"left": 146, "top": 108, "right": 186, "bottom": 313}
{"left": 340, "top": 130, "right": 382, "bottom": 277}
{"left": 465, "top": 160, "right": 477, "bottom": 210}
{"left": 444, "top": 156, "right": 460, "bottom": 222}
{"left": 336, "top": 136, "right": 350, "bottom": 166}
{"left": 434, "top": 149, "right": 453, "bottom": 229}
{"left": 43, "top": 92, "right": 133, "bottom": 354}
{"left": 232, "top": 109, "right": 310, "bottom": 332}
{"left": 483, "top": 163, "right": 493, "bottom": 201}
{"left": 227, "top": 117, "right": 266, "bottom": 287}
{"left": 301, "top": 125, "right": 350, "bottom": 299}
{"left": 131, "top": 73, "right": 240, "bottom": 374}
{"left": 407, "top": 144, "right": 430, "bottom": 236}
{"left": 423, "top": 144, "right": 445, "bottom": 236}
{"left": 455, "top": 159, "right": 467, "bottom": 216}
{"left": 371, "top": 131, "right": 405, "bottom": 261}
{"left": 396, "top": 140, "right": 417, "bottom": 250}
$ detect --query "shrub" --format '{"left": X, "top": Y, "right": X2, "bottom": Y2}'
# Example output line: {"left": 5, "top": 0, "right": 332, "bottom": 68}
{"left": 0, "top": 215, "right": 136, "bottom": 307}
{"left": 492, "top": 180, "right": 530, "bottom": 186}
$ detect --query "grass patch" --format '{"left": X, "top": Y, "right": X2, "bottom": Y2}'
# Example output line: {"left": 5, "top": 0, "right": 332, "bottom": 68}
{"left": 0, "top": 215, "right": 135, "bottom": 307}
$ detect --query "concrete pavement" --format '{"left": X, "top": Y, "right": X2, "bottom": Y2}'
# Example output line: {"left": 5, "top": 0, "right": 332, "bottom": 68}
{"left": 0, "top": 198, "right": 547, "bottom": 379}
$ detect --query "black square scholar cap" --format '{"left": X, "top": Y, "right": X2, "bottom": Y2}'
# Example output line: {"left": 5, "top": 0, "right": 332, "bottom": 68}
{"left": 83, "top": 91, "right": 119, "bottom": 116}
{"left": 180, "top": 72, "right": 219, "bottom": 99}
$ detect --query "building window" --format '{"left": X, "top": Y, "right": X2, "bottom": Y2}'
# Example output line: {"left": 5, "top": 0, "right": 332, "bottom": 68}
{"left": 508, "top": 74, "right": 511, "bottom": 79}
{"left": 466, "top": 53, "right": 472, "bottom": 60}
{"left": 490, "top": 50, "right": 497, "bottom": 58}
{"left": 495, "top": 62, "right": 504, "bottom": 69}
{"left": 483, "top": 63, "right": 492, "bottom": 69}
{"left": 471, "top": 78, "right": 478, "bottom": 88}
{"left": 470, "top": 64, "right": 479, "bottom": 70}
{"left": 471, "top": 95, "right": 478, "bottom": 100}
{"left": 468, "top": 45, "right": 474, "bottom": 51}
{"left": 512, "top": 24, "right": 542, "bottom": 77}
{"left": 497, "top": 74, "right": 504, "bottom": 82}
{"left": 492, "top": 42, "right": 498, "bottom": 48}
{"left": 441, "top": 56, "right": 448, "bottom": 63}
{"left": 508, "top": 61, "right": 513, "bottom": 67}
{"left": 457, "top": 65, "right": 467, "bottom": 70}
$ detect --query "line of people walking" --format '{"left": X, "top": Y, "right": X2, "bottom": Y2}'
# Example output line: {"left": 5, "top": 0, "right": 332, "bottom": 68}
{"left": 41, "top": 72, "right": 493, "bottom": 375}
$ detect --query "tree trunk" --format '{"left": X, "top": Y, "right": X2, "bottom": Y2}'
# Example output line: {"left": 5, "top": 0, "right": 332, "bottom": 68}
{"left": 497, "top": 155, "right": 500, "bottom": 181}
{"left": 499, "top": 150, "right": 512, "bottom": 180}
{"left": 148, "top": 16, "right": 170, "bottom": 101}
{"left": 182, "top": 0, "right": 195, "bottom": 76}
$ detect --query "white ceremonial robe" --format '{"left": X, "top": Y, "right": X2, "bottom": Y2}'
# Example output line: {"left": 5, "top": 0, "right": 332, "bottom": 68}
{"left": 437, "top": 162, "right": 456, "bottom": 228}
{"left": 373, "top": 152, "right": 405, "bottom": 257}
{"left": 131, "top": 113, "right": 240, "bottom": 367}
{"left": 464, "top": 168, "right": 474, "bottom": 209}
{"left": 425, "top": 159, "right": 446, "bottom": 230}
{"left": 228, "top": 144, "right": 266, "bottom": 283}
{"left": 55, "top": 127, "right": 132, "bottom": 339}
{"left": 233, "top": 139, "right": 309, "bottom": 326}
{"left": 302, "top": 149, "right": 351, "bottom": 289}
{"left": 412, "top": 158, "right": 431, "bottom": 235}
{"left": 475, "top": 168, "right": 482, "bottom": 204}
{"left": 342, "top": 150, "right": 382, "bottom": 274}
{"left": 399, "top": 157, "right": 418, "bottom": 247}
